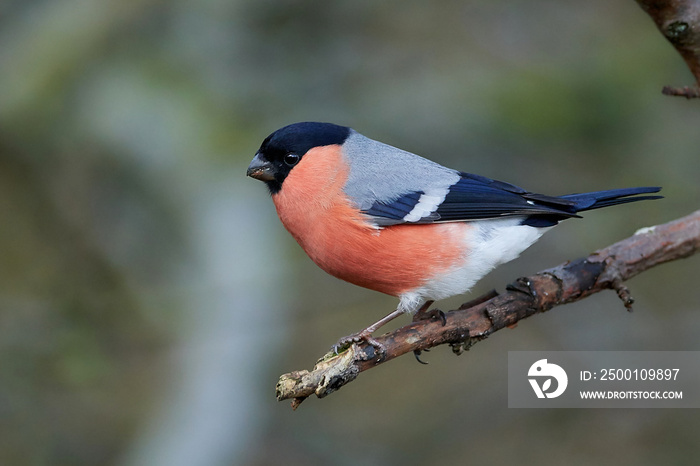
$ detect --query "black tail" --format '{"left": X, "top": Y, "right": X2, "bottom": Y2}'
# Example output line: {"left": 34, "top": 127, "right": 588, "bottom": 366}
{"left": 521, "top": 187, "right": 662, "bottom": 227}
{"left": 560, "top": 186, "right": 663, "bottom": 213}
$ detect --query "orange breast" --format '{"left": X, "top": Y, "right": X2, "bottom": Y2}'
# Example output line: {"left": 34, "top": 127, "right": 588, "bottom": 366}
{"left": 272, "top": 145, "right": 468, "bottom": 296}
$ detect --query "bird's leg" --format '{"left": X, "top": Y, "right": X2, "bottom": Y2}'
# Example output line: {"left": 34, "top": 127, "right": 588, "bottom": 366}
{"left": 412, "top": 300, "right": 445, "bottom": 325}
{"left": 458, "top": 289, "right": 499, "bottom": 310}
{"left": 333, "top": 308, "right": 406, "bottom": 356}
{"left": 411, "top": 300, "right": 434, "bottom": 321}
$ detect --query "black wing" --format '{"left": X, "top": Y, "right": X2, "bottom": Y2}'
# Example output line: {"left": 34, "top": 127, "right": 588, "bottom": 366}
{"left": 362, "top": 172, "right": 661, "bottom": 227}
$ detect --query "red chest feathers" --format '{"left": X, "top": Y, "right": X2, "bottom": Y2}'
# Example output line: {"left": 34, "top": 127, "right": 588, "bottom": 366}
{"left": 271, "top": 145, "right": 467, "bottom": 297}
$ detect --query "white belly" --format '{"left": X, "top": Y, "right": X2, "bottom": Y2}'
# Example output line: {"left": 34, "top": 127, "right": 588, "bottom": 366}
{"left": 398, "top": 217, "right": 551, "bottom": 313}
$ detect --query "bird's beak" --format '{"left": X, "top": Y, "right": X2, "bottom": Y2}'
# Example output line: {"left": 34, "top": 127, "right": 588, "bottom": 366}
{"left": 247, "top": 153, "right": 275, "bottom": 181}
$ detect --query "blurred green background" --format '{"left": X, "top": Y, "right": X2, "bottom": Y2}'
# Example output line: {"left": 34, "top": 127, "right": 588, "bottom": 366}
{"left": 1, "top": 0, "right": 698, "bottom": 465}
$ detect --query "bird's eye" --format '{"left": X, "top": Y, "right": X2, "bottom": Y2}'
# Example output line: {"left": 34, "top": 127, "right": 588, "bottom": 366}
{"left": 284, "top": 153, "right": 300, "bottom": 166}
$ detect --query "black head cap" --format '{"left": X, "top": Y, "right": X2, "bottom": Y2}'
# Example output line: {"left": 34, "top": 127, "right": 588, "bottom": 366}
{"left": 247, "top": 122, "right": 351, "bottom": 193}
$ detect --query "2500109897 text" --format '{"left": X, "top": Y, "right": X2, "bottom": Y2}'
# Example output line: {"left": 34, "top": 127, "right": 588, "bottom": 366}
{"left": 596, "top": 368, "right": 679, "bottom": 381}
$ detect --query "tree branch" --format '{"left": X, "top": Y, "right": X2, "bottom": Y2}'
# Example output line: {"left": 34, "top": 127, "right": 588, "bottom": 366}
{"left": 635, "top": 0, "right": 700, "bottom": 98}
{"left": 276, "top": 210, "right": 700, "bottom": 409}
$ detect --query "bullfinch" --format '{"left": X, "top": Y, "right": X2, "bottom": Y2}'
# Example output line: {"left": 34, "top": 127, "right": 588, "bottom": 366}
{"left": 247, "top": 122, "right": 661, "bottom": 351}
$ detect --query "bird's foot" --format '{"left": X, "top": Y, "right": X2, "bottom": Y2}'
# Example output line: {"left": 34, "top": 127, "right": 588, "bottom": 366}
{"left": 413, "top": 348, "right": 430, "bottom": 365}
{"left": 412, "top": 307, "right": 446, "bottom": 326}
{"left": 332, "top": 329, "right": 386, "bottom": 358}
{"left": 411, "top": 305, "right": 446, "bottom": 364}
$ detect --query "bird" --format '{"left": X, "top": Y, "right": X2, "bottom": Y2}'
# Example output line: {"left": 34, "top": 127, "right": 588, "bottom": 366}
{"left": 246, "top": 122, "right": 661, "bottom": 353}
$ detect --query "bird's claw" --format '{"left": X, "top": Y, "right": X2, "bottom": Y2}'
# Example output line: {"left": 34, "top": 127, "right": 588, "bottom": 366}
{"left": 411, "top": 307, "right": 445, "bottom": 364}
{"left": 413, "top": 348, "right": 430, "bottom": 365}
{"left": 413, "top": 308, "right": 447, "bottom": 326}
{"left": 333, "top": 330, "right": 386, "bottom": 358}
